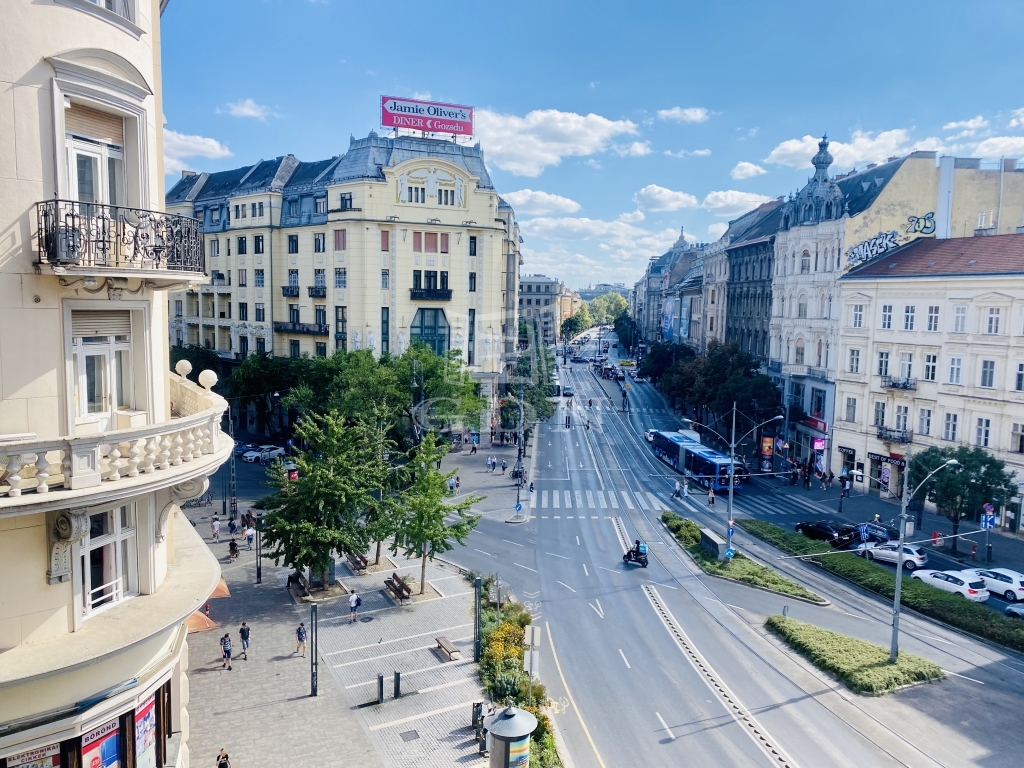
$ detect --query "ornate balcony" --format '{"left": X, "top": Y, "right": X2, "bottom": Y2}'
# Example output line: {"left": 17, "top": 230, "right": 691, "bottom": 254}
{"left": 0, "top": 365, "right": 230, "bottom": 516}
{"left": 877, "top": 426, "right": 913, "bottom": 443}
{"left": 881, "top": 375, "right": 917, "bottom": 390}
{"left": 410, "top": 288, "right": 453, "bottom": 301}
{"left": 36, "top": 199, "right": 205, "bottom": 288}
{"left": 308, "top": 285, "right": 327, "bottom": 298}
{"left": 282, "top": 285, "right": 300, "bottom": 297}
{"left": 274, "top": 321, "right": 330, "bottom": 336}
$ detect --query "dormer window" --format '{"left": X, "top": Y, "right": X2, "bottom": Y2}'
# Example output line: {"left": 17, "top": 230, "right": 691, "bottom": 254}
{"left": 288, "top": 200, "right": 298, "bottom": 217}
{"left": 315, "top": 198, "right": 327, "bottom": 214}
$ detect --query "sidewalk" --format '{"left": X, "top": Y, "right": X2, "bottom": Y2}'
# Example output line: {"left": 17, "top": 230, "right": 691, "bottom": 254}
{"left": 442, "top": 440, "right": 531, "bottom": 520}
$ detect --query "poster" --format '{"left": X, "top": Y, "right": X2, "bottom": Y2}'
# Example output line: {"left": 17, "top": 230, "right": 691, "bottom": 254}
{"left": 82, "top": 718, "right": 119, "bottom": 768}
{"left": 761, "top": 436, "right": 774, "bottom": 457}
{"left": 880, "top": 466, "right": 891, "bottom": 492}
{"left": 135, "top": 695, "right": 157, "bottom": 768}
{"left": 508, "top": 735, "right": 531, "bottom": 766}
{"left": 7, "top": 743, "right": 60, "bottom": 768}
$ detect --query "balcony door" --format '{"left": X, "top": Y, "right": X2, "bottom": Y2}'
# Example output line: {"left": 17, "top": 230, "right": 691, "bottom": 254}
{"left": 71, "top": 311, "right": 133, "bottom": 433}
{"left": 65, "top": 104, "right": 126, "bottom": 208}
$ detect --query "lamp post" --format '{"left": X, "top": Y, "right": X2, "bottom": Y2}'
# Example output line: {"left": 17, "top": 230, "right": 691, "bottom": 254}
{"left": 890, "top": 456, "right": 959, "bottom": 662}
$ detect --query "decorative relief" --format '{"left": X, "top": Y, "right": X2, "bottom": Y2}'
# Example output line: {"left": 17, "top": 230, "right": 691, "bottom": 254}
{"left": 48, "top": 508, "right": 89, "bottom": 584}
{"left": 157, "top": 477, "right": 210, "bottom": 542}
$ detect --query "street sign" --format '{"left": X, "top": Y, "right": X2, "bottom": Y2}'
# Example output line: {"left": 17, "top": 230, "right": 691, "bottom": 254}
{"left": 515, "top": 503, "right": 522, "bottom": 512}
{"left": 523, "top": 649, "right": 540, "bottom": 674}
{"left": 724, "top": 548, "right": 735, "bottom": 559}
{"left": 858, "top": 523, "right": 869, "bottom": 542}
{"left": 981, "top": 513, "right": 996, "bottom": 530}
{"left": 983, "top": 502, "right": 995, "bottom": 513}
{"left": 727, "top": 527, "right": 734, "bottom": 537}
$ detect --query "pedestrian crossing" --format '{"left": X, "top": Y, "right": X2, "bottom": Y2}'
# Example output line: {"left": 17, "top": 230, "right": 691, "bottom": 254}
{"left": 533, "top": 486, "right": 674, "bottom": 512}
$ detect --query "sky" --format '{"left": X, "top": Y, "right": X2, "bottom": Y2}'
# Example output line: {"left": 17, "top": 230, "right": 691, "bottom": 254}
{"left": 160, "top": 0, "right": 1024, "bottom": 289}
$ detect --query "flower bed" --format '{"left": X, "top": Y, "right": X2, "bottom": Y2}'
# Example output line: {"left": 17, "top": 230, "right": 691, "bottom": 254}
{"left": 737, "top": 519, "right": 1024, "bottom": 653}
{"left": 662, "top": 513, "right": 825, "bottom": 603}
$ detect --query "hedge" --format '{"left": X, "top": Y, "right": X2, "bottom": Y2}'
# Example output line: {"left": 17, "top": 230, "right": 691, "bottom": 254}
{"left": 766, "top": 614, "right": 944, "bottom": 694}
{"left": 738, "top": 519, "right": 1024, "bottom": 654}
{"left": 662, "top": 513, "right": 825, "bottom": 603}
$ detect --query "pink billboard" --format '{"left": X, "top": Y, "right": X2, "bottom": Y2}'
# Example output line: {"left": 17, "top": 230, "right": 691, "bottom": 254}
{"left": 380, "top": 96, "right": 473, "bottom": 136}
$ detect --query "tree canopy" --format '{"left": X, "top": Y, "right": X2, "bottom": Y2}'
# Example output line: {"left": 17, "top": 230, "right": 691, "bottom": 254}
{"left": 560, "top": 304, "right": 594, "bottom": 340}
{"left": 588, "top": 292, "right": 629, "bottom": 325}
{"left": 637, "top": 342, "right": 694, "bottom": 383}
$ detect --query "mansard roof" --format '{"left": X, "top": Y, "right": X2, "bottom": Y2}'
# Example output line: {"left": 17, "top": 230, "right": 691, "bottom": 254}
{"left": 843, "top": 233, "right": 1024, "bottom": 279}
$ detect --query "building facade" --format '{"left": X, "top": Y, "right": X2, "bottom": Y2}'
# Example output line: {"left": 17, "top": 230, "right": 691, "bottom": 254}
{"left": 834, "top": 235, "right": 1024, "bottom": 527}
{"left": 1, "top": 2, "right": 230, "bottom": 767}
{"left": 661, "top": 243, "right": 705, "bottom": 352}
{"left": 518, "top": 274, "right": 562, "bottom": 345}
{"left": 166, "top": 133, "right": 520, "bottom": 400}
{"left": 724, "top": 202, "right": 783, "bottom": 362}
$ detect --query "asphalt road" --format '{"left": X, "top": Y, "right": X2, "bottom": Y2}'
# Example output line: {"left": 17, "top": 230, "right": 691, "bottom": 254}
{"left": 444, "top": 335, "right": 1024, "bottom": 768}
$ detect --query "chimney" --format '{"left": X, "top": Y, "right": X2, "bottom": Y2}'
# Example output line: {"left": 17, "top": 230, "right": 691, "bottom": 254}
{"left": 181, "top": 170, "right": 198, "bottom": 179}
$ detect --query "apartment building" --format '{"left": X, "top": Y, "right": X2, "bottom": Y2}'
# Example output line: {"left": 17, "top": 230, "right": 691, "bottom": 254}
{"left": 834, "top": 235, "right": 1024, "bottom": 526}
{"left": 518, "top": 275, "right": 563, "bottom": 345}
{"left": 0, "top": 2, "right": 230, "bottom": 767}
{"left": 166, "top": 133, "right": 520, "bottom": 399}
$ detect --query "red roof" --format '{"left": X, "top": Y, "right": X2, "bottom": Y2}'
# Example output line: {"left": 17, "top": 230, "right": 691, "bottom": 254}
{"left": 844, "top": 234, "right": 1024, "bottom": 279}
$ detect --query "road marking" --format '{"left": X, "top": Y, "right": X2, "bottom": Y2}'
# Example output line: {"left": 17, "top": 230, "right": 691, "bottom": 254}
{"left": 591, "top": 515, "right": 598, "bottom": 519}
{"left": 567, "top": 515, "right": 574, "bottom": 519}
{"left": 556, "top": 580, "right": 577, "bottom": 593}
{"left": 541, "top": 490, "right": 548, "bottom": 508}
{"left": 921, "top": 635, "right": 958, "bottom": 645}
{"left": 635, "top": 492, "right": 648, "bottom": 510}
{"left": 655, "top": 712, "right": 676, "bottom": 741}
{"left": 553, "top": 516, "right": 561, "bottom": 519}
{"left": 576, "top": 535, "right": 580, "bottom": 546}
{"left": 609, "top": 490, "right": 619, "bottom": 508}
{"left": 473, "top": 548, "right": 493, "bottom": 556}
{"left": 726, "top": 604, "right": 747, "bottom": 611}
{"left": 598, "top": 491, "right": 607, "bottom": 508}
{"left": 618, "top": 648, "right": 631, "bottom": 669}
{"left": 589, "top": 600, "right": 604, "bottom": 618}
{"left": 416, "top": 676, "right": 478, "bottom": 695}
{"left": 547, "top": 552, "right": 569, "bottom": 559}
{"left": 943, "top": 669, "right": 985, "bottom": 684}
{"left": 514, "top": 562, "right": 538, "bottom": 572}
{"left": 621, "top": 492, "right": 634, "bottom": 510}
{"left": 699, "top": 595, "right": 720, "bottom": 602}
{"left": 327, "top": 623, "right": 474, "bottom": 656}
{"left": 530, "top": 491, "right": 537, "bottom": 509}
{"left": 502, "top": 539, "right": 524, "bottom": 547}
{"left": 370, "top": 700, "right": 477, "bottom": 731}
{"left": 546, "top": 622, "right": 608, "bottom": 768}
{"left": 333, "top": 637, "right": 472, "bottom": 668}
{"left": 598, "top": 566, "right": 617, "bottom": 573}
{"left": 553, "top": 492, "right": 560, "bottom": 509}
{"left": 839, "top": 611, "right": 872, "bottom": 622}
{"left": 565, "top": 490, "right": 572, "bottom": 508}
{"left": 583, "top": 564, "right": 589, "bottom": 576}
{"left": 541, "top": 516, "right": 548, "bottom": 519}
{"left": 648, "top": 581, "right": 678, "bottom": 590}
{"left": 575, "top": 490, "right": 583, "bottom": 508}
{"left": 586, "top": 490, "right": 596, "bottom": 508}
{"left": 345, "top": 660, "right": 474, "bottom": 689}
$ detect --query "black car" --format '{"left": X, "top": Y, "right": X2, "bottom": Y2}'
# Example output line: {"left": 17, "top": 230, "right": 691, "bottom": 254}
{"left": 795, "top": 520, "right": 842, "bottom": 542}
{"left": 839, "top": 522, "right": 898, "bottom": 545}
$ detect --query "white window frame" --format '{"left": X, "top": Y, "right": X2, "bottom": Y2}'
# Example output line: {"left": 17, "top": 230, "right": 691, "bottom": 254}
{"left": 919, "top": 408, "right": 931, "bottom": 436}
{"left": 848, "top": 348, "right": 860, "bottom": 374}
{"left": 904, "top": 305, "right": 915, "bottom": 331}
{"left": 943, "top": 413, "right": 958, "bottom": 441}
{"left": 852, "top": 304, "right": 863, "bottom": 328}
{"left": 954, "top": 306, "right": 967, "bottom": 333}
{"left": 924, "top": 354, "right": 937, "bottom": 382}
{"left": 976, "top": 417, "right": 991, "bottom": 447}
{"left": 881, "top": 304, "right": 892, "bottom": 330}
{"left": 949, "top": 356, "right": 962, "bottom": 385}
{"left": 987, "top": 308, "right": 1001, "bottom": 335}
{"left": 79, "top": 503, "right": 139, "bottom": 622}
{"left": 980, "top": 359, "right": 996, "bottom": 388}
{"left": 927, "top": 306, "right": 939, "bottom": 332}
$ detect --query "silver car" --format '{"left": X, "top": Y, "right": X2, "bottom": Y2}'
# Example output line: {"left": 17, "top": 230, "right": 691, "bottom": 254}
{"left": 864, "top": 542, "right": 928, "bottom": 571}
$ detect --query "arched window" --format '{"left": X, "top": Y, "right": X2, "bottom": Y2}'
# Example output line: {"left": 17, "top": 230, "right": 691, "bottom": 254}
{"left": 836, "top": 251, "right": 841, "bottom": 270}
{"left": 825, "top": 201, "right": 833, "bottom": 219}
{"left": 804, "top": 204, "right": 814, "bottom": 221}
{"left": 800, "top": 251, "right": 811, "bottom": 274}
{"left": 794, "top": 338, "right": 805, "bottom": 365}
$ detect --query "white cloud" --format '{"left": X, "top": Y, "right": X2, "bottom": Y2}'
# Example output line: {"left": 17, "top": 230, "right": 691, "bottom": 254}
{"left": 474, "top": 108, "right": 637, "bottom": 176}
{"left": 614, "top": 141, "right": 652, "bottom": 157}
{"left": 701, "top": 190, "right": 771, "bottom": 217}
{"left": 632, "top": 184, "right": 698, "bottom": 211}
{"left": 730, "top": 161, "right": 767, "bottom": 180}
{"left": 764, "top": 129, "right": 943, "bottom": 169}
{"left": 520, "top": 245, "right": 642, "bottom": 287}
{"left": 413, "top": 91, "right": 432, "bottom": 100}
{"left": 220, "top": 98, "right": 275, "bottom": 121}
{"left": 974, "top": 136, "right": 1024, "bottom": 157}
{"left": 618, "top": 210, "right": 645, "bottom": 223}
{"left": 521, "top": 216, "right": 679, "bottom": 262}
{"left": 943, "top": 115, "right": 988, "bottom": 139}
{"left": 664, "top": 148, "right": 711, "bottom": 158}
{"left": 1008, "top": 108, "right": 1024, "bottom": 128}
{"left": 657, "top": 106, "right": 709, "bottom": 123}
{"left": 708, "top": 222, "right": 729, "bottom": 239}
{"left": 163, "top": 129, "right": 232, "bottom": 175}
{"left": 584, "top": 158, "right": 602, "bottom": 170}
{"left": 502, "top": 189, "right": 581, "bottom": 215}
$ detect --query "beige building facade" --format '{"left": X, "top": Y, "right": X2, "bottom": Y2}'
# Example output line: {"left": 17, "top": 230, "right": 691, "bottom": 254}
{"left": 0, "top": 2, "right": 229, "bottom": 766}
{"left": 518, "top": 274, "right": 562, "bottom": 346}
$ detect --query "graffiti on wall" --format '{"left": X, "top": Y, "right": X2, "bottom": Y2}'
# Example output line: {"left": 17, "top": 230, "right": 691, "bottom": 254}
{"left": 905, "top": 212, "right": 936, "bottom": 235}
{"left": 845, "top": 230, "right": 900, "bottom": 267}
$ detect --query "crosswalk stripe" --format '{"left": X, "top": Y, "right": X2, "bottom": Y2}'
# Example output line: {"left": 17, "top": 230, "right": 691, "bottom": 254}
{"left": 646, "top": 492, "right": 667, "bottom": 511}
{"left": 620, "top": 491, "right": 634, "bottom": 510}
{"left": 635, "top": 493, "right": 648, "bottom": 510}
{"left": 598, "top": 491, "right": 607, "bottom": 509}
{"left": 531, "top": 492, "right": 537, "bottom": 508}
{"left": 575, "top": 490, "right": 583, "bottom": 508}
{"left": 541, "top": 490, "right": 548, "bottom": 509}
{"left": 553, "top": 491, "right": 559, "bottom": 509}
{"left": 586, "top": 490, "right": 596, "bottom": 509}
{"left": 609, "top": 490, "right": 619, "bottom": 508}
{"left": 565, "top": 490, "right": 572, "bottom": 508}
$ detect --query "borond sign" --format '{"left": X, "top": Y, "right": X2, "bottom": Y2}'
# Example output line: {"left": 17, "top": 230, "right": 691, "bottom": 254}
{"left": 381, "top": 96, "right": 474, "bottom": 135}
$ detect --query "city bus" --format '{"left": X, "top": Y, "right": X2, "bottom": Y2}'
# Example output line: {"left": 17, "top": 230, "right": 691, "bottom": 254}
{"left": 649, "top": 431, "right": 747, "bottom": 492}
{"left": 551, "top": 373, "right": 561, "bottom": 398}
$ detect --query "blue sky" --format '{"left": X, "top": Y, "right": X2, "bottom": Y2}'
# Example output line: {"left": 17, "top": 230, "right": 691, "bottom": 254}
{"left": 161, "top": 0, "right": 1024, "bottom": 288}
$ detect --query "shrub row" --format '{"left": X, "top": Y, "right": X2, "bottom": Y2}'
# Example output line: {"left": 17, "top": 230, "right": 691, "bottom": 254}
{"left": 738, "top": 519, "right": 1024, "bottom": 654}
{"left": 766, "top": 614, "right": 944, "bottom": 694}
{"left": 662, "top": 513, "right": 825, "bottom": 603}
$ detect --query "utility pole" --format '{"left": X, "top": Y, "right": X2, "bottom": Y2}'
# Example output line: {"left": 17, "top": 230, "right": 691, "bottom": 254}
{"left": 727, "top": 402, "right": 737, "bottom": 559}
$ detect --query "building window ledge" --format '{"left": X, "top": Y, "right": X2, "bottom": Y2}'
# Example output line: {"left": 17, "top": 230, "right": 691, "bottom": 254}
{"left": 53, "top": 0, "right": 144, "bottom": 38}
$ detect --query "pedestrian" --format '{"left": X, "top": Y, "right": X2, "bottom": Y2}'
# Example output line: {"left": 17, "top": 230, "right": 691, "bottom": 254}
{"left": 228, "top": 517, "right": 237, "bottom": 536}
{"left": 529, "top": 482, "right": 535, "bottom": 494}
{"left": 827, "top": 470, "right": 835, "bottom": 489}
{"left": 238, "top": 622, "right": 250, "bottom": 660}
{"left": 436, "top": 458, "right": 442, "bottom": 470}
{"left": 220, "top": 632, "right": 232, "bottom": 670}
{"left": 820, "top": 472, "right": 827, "bottom": 491}
{"left": 838, "top": 488, "right": 844, "bottom": 514}
{"left": 211, "top": 517, "right": 220, "bottom": 543}
{"left": 470, "top": 443, "right": 477, "bottom": 455}
{"left": 204, "top": 601, "right": 211, "bottom": 620}
{"left": 501, "top": 460, "right": 507, "bottom": 475}
{"left": 707, "top": 488, "right": 715, "bottom": 506}
{"left": 455, "top": 476, "right": 461, "bottom": 494}
{"left": 349, "top": 590, "right": 361, "bottom": 623}
{"left": 448, "top": 477, "right": 456, "bottom": 495}
{"left": 673, "top": 480, "right": 681, "bottom": 498}
{"left": 245, "top": 525, "right": 255, "bottom": 550}
{"left": 295, "top": 622, "right": 307, "bottom": 657}
{"left": 216, "top": 749, "right": 231, "bottom": 768}
{"left": 683, "top": 479, "right": 689, "bottom": 497}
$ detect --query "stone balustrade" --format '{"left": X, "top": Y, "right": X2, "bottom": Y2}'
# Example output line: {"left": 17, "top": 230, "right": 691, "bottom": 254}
{"left": 0, "top": 365, "right": 227, "bottom": 501}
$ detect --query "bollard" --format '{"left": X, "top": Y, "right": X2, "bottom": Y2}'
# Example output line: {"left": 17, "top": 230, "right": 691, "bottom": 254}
{"left": 472, "top": 702, "right": 483, "bottom": 739}
{"left": 987, "top": 543, "right": 993, "bottom": 563}
{"left": 394, "top": 670, "right": 401, "bottom": 699}
{"left": 782, "top": 604, "right": 789, "bottom": 617}
{"left": 377, "top": 674, "right": 384, "bottom": 705}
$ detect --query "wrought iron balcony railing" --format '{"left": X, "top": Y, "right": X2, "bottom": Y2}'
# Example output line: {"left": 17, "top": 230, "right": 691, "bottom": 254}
{"left": 273, "top": 321, "right": 330, "bottom": 336}
{"left": 308, "top": 285, "right": 327, "bottom": 298}
{"left": 410, "top": 288, "right": 453, "bottom": 301}
{"left": 877, "top": 426, "right": 913, "bottom": 443}
{"left": 881, "top": 375, "right": 917, "bottom": 390}
{"left": 282, "top": 285, "right": 300, "bottom": 297}
{"left": 36, "top": 199, "right": 204, "bottom": 273}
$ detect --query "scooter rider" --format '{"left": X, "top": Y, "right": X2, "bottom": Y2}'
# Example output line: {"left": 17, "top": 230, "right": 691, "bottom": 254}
{"left": 632, "top": 539, "right": 642, "bottom": 559}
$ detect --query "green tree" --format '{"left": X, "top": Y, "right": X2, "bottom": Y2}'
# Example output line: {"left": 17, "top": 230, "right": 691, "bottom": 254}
{"left": 560, "top": 304, "right": 593, "bottom": 340}
{"left": 391, "top": 433, "right": 482, "bottom": 593}
{"left": 170, "top": 344, "right": 223, "bottom": 383}
{"left": 224, "top": 353, "right": 303, "bottom": 433}
{"left": 589, "top": 292, "right": 629, "bottom": 324}
{"left": 638, "top": 342, "right": 694, "bottom": 383}
{"left": 613, "top": 313, "right": 637, "bottom": 352}
{"left": 259, "top": 413, "right": 391, "bottom": 586}
{"left": 909, "top": 446, "right": 1018, "bottom": 555}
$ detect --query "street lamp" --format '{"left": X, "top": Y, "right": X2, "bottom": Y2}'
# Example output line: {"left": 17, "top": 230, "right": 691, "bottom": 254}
{"left": 890, "top": 456, "right": 959, "bottom": 662}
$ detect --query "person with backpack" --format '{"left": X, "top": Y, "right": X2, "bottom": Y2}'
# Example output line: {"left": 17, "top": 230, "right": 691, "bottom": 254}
{"left": 349, "top": 590, "right": 362, "bottom": 623}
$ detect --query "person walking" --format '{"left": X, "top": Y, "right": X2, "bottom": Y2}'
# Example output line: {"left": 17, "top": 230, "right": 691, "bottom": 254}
{"left": 295, "top": 622, "right": 307, "bottom": 657}
{"left": 501, "top": 459, "right": 507, "bottom": 475}
{"left": 707, "top": 488, "right": 715, "bottom": 506}
{"left": 211, "top": 517, "right": 220, "bottom": 543}
{"left": 448, "top": 477, "right": 456, "bottom": 495}
{"left": 216, "top": 749, "right": 231, "bottom": 768}
{"left": 220, "top": 632, "right": 232, "bottom": 670}
{"left": 683, "top": 479, "right": 689, "bottom": 497}
{"left": 820, "top": 472, "right": 827, "bottom": 491}
{"left": 470, "top": 442, "right": 477, "bottom": 455}
{"left": 455, "top": 476, "right": 461, "bottom": 494}
{"left": 227, "top": 517, "right": 237, "bottom": 536}
{"left": 673, "top": 480, "right": 681, "bottom": 499}
{"left": 827, "top": 470, "right": 835, "bottom": 489}
{"left": 245, "top": 524, "right": 255, "bottom": 550}
{"left": 238, "top": 622, "right": 250, "bottom": 660}
{"left": 349, "top": 590, "right": 361, "bottom": 623}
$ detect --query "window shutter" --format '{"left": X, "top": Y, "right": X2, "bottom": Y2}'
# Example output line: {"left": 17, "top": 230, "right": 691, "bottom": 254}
{"left": 71, "top": 310, "right": 131, "bottom": 338}
{"left": 65, "top": 104, "right": 125, "bottom": 146}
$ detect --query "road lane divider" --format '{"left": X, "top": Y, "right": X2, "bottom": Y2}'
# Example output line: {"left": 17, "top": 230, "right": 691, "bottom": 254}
{"left": 655, "top": 711, "right": 676, "bottom": 741}
{"left": 546, "top": 621, "right": 608, "bottom": 768}
{"left": 610, "top": 516, "right": 631, "bottom": 554}
{"left": 618, "top": 648, "right": 631, "bottom": 669}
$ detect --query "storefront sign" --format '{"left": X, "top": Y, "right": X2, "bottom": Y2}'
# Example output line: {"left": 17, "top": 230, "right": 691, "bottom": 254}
{"left": 845, "top": 230, "right": 900, "bottom": 267}
{"left": 135, "top": 695, "right": 157, "bottom": 768}
{"left": 867, "top": 451, "right": 906, "bottom": 468}
{"left": 812, "top": 438, "right": 826, "bottom": 452}
{"left": 7, "top": 743, "right": 60, "bottom": 768}
{"left": 82, "top": 719, "right": 120, "bottom": 768}
{"left": 381, "top": 96, "right": 474, "bottom": 135}
{"left": 837, "top": 446, "right": 855, "bottom": 457}
{"left": 801, "top": 417, "right": 828, "bottom": 433}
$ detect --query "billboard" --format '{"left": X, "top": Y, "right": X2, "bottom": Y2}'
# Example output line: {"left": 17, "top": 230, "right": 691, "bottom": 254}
{"left": 661, "top": 296, "right": 676, "bottom": 342}
{"left": 135, "top": 695, "right": 157, "bottom": 768}
{"left": 381, "top": 96, "right": 474, "bottom": 135}
{"left": 82, "top": 718, "right": 120, "bottom": 768}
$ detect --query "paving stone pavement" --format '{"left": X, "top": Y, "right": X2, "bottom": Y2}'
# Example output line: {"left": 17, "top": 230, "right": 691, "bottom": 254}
{"left": 442, "top": 441, "right": 531, "bottom": 521}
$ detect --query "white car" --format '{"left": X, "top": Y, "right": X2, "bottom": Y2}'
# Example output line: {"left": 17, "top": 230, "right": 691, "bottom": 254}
{"left": 912, "top": 570, "right": 990, "bottom": 602}
{"left": 259, "top": 445, "right": 286, "bottom": 462}
{"left": 241, "top": 450, "right": 264, "bottom": 463}
{"left": 645, "top": 429, "right": 656, "bottom": 442}
{"left": 863, "top": 542, "right": 929, "bottom": 570}
{"left": 966, "top": 568, "right": 1024, "bottom": 602}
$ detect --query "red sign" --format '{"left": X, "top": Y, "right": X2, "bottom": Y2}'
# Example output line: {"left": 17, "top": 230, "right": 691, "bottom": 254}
{"left": 7, "top": 743, "right": 60, "bottom": 768}
{"left": 801, "top": 417, "right": 828, "bottom": 433}
{"left": 381, "top": 96, "right": 474, "bottom": 135}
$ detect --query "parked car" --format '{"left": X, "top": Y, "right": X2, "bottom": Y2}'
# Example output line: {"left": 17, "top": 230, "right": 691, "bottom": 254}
{"left": 863, "top": 542, "right": 929, "bottom": 570}
{"left": 645, "top": 429, "right": 656, "bottom": 442}
{"left": 1005, "top": 604, "right": 1024, "bottom": 619}
{"left": 562, "top": 386, "right": 574, "bottom": 398}
{"left": 241, "top": 449, "right": 265, "bottom": 463}
{"left": 966, "top": 568, "right": 1024, "bottom": 602}
{"left": 259, "top": 445, "right": 286, "bottom": 462}
{"left": 234, "top": 442, "right": 259, "bottom": 457}
{"left": 838, "top": 522, "right": 897, "bottom": 546}
{"left": 795, "top": 520, "right": 843, "bottom": 543}
{"left": 912, "top": 570, "right": 990, "bottom": 601}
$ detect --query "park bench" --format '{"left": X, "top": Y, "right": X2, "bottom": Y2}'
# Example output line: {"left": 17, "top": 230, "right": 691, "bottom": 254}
{"left": 435, "top": 636, "right": 461, "bottom": 661}
{"left": 346, "top": 551, "right": 368, "bottom": 573}
{"left": 287, "top": 571, "right": 310, "bottom": 598}
{"left": 384, "top": 572, "right": 412, "bottom": 605}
